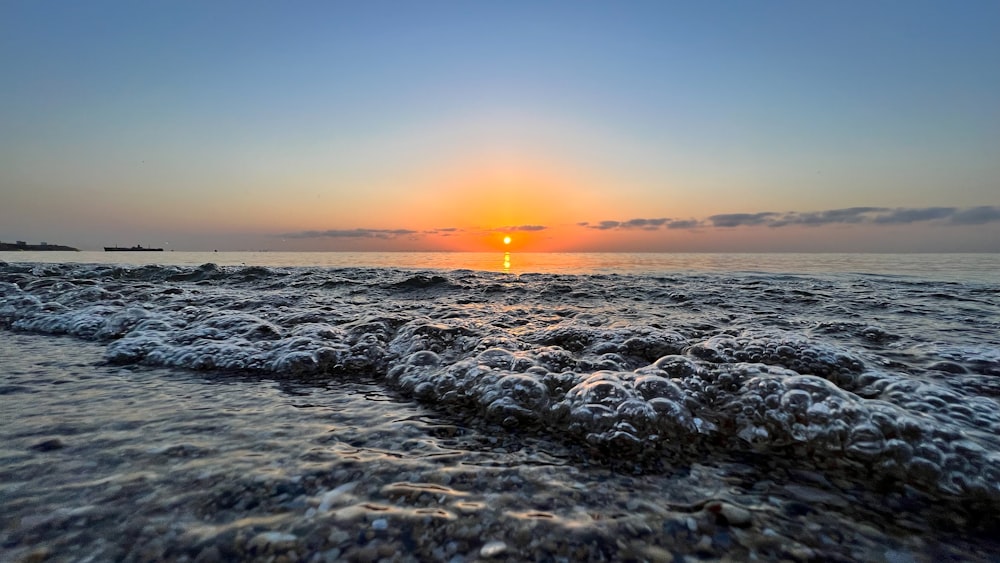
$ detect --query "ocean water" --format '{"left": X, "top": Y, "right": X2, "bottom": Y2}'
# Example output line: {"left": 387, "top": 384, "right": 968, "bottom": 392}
{"left": 1, "top": 253, "right": 999, "bottom": 561}
{"left": 6, "top": 251, "right": 1000, "bottom": 281}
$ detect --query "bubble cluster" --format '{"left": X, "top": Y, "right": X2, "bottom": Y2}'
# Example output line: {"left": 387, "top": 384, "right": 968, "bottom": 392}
{"left": 531, "top": 324, "right": 688, "bottom": 367}
{"left": 2, "top": 261, "right": 999, "bottom": 506}
{"left": 721, "top": 370, "right": 999, "bottom": 501}
{"left": 685, "top": 330, "right": 866, "bottom": 389}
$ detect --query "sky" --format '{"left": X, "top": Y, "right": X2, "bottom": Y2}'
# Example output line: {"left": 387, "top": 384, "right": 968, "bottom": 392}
{"left": 2, "top": 1, "right": 999, "bottom": 252}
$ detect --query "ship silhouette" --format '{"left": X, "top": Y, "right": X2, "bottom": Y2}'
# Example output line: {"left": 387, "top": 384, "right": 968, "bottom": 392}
{"left": 104, "top": 245, "right": 164, "bottom": 252}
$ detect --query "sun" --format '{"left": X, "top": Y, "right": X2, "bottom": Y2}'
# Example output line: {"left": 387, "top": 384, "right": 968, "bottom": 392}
{"left": 503, "top": 235, "right": 512, "bottom": 245}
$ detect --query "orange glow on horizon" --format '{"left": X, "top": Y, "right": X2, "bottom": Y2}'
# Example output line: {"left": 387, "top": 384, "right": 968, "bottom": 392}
{"left": 270, "top": 150, "right": 682, "bottom": 252}
{"left": 376, "top": 151, "right": 622, "bottom": 252}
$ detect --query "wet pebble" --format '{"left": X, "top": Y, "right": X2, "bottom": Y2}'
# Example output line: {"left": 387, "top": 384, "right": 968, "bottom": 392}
{"left": 705, "top": 501, "right": 753, "bottom": 528}
{"left": 480, "top": 540, "right": 508, "bottom": 558}
{"left": 782, "top": 484, "right": 849, "bottom": 508}
{"left": 250, "top": 531, "right": 298, "bottom": 552}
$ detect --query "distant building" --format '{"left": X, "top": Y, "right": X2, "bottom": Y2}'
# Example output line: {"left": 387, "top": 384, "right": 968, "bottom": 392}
{"left": 16, "top": 241, "right": 26, "bottom": 247}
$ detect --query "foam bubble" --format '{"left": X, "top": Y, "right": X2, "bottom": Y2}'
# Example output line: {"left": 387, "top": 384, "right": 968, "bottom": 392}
{"left": 2, "top": 261, "right": 998, "bottom": 505}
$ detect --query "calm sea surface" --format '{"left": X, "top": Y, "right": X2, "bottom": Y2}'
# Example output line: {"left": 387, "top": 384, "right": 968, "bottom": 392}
{"left": 1, "top": 252, "right": 998, "bottom": 561}
{"left": 5, "top": 250, "right": 999, "bottom": 281}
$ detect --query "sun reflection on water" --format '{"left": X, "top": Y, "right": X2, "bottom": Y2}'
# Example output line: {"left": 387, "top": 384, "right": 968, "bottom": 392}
{"left": 503, "top": 252, "right": 511, "bottom": 273}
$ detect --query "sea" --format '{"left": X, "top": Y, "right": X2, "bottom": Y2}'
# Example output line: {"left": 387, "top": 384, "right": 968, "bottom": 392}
{"left": 1, "top": 252, "right": 998, "bottom": 562}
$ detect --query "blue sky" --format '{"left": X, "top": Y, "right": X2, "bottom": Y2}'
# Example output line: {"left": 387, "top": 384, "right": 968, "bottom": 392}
{"left": 2, "top": 1, "right": 998, "bottom": 251}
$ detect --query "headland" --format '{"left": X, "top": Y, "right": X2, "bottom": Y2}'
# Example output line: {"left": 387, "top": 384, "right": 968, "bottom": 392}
{"left": 0, "top": 240, "right": 78, "bottom": 251}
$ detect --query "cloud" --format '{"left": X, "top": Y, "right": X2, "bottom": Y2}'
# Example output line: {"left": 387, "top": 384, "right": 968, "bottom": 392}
{"left": 424, "top": 227, "right": 463, "bottom": 236}
{"left": 587, "top": 220, "right": 621, "bottom": 230}
{"left": 284, "top": 206, "right": 1000, "bottom": 244}
{"left": 770, "top": 207, "right": 888, "bottom": 227}
{"left": 950, "top": 206, "right": 1000, "bottom": 225}
{"left": 871, "top": 207, "right": 956, "bottom": 225}
{"left": 282, "top": 228, "right": 419, "bottom": 239}
{"left": 708, "top": 212, "right": 779, "bottom": 227}
{"left": 280, "top": 225, "right": 550, "bottom": 240}
{"left": 622, "top": 218, "right": 669, "bottom": 230}
{"left": 497, "top": 224, "right": 547, "bottom": 232}
{"left": 710, "top": 206, "right": 1000, "bottom": 228}
{"left": 584, "top": 218, "right": 671, "bottom": 230}
{"left": 667, "top": 219, "right": 702, "bottom": 229}
{"left": 584, "top": 206, "right": 1000, "bottom": 233}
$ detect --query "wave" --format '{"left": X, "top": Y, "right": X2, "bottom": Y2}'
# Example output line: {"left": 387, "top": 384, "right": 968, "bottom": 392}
{"left": 2, "top": 261, "right": 999, "bottom": 509}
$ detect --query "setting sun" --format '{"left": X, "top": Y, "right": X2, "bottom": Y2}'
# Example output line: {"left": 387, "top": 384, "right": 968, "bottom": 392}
{"left": 503, "top": 236, "right": 512, "bottom": 245}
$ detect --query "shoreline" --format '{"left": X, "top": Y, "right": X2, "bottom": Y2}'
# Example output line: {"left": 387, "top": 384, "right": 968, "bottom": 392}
{"left": 2, "top": 331, "right": 997, "bottom": 562}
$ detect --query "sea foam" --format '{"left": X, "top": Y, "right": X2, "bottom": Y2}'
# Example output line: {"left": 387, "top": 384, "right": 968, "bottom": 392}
{"left": 2, "top": 262, "right": 999, "bottom": 506}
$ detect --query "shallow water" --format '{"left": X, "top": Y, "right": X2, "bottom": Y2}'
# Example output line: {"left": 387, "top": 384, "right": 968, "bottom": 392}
{"left": 1, "top": 258, "right": 999, "bottom": 561}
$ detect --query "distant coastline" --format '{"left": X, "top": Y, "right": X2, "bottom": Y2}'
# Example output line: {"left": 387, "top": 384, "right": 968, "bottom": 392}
{"left": 0, "top": 240, "right": 78, "bottom": 251}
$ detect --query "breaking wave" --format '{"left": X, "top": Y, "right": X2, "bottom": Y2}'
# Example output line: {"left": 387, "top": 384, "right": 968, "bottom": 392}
{"left": 2, "top": 261, "right": 999, "bottom": 509}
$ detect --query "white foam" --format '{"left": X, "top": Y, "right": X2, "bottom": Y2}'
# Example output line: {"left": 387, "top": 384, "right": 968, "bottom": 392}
{"left": 2, "top": 261, "right": 999, "bottom": 503}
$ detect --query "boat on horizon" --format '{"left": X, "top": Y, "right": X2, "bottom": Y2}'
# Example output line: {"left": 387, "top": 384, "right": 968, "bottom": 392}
{"left": 104, "top": 245, "right": 164, "bottom": 252}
